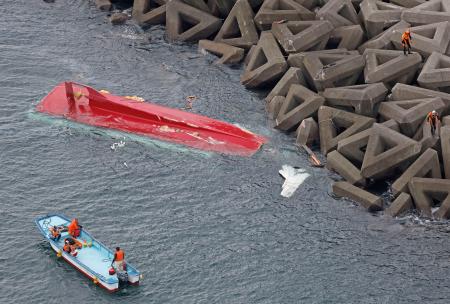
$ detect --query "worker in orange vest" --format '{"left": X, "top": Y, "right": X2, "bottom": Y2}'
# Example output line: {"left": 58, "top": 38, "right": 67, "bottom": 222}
{"left": 112, "top": 247, "right": 125, "bottom": 272}
{"left": 68, "top": 218, "right": 82, "bottom": 238}
{"left": 427, "top": 110, "right": 440, "bottom": 135}
{"left": 49, "top": 225, "right": 62, "bottom": 241}
{"left": 402, "top": 29, "right": 412, "bottom": 55}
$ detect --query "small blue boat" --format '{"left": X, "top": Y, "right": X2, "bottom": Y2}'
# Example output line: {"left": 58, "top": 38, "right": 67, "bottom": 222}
{"left": 35, "top": 214, "right": 141, "bottom": 292}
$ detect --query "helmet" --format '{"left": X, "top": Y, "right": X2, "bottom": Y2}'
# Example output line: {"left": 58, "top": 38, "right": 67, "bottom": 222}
{"left": 432, "top": 110, "right": 437, "bottom": 115}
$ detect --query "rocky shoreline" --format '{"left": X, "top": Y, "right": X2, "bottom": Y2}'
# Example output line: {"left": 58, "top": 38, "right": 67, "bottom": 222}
{"left": 93, "top": 0, "right": 450, "bottom": 219}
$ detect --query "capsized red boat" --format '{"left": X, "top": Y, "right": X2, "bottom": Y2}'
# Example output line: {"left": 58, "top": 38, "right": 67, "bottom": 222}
{"left": 36, "top": 82, "right": 267, "bottom": 156}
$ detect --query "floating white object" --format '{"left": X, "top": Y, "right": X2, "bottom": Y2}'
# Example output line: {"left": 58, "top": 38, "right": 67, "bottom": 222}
{"left": 279, "top": 165, "right": 310, "bottom": 198}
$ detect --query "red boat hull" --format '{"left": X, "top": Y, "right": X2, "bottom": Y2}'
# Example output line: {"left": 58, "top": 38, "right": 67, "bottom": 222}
{"left": 36, "top": 82, "right": 266, "bottom": 156}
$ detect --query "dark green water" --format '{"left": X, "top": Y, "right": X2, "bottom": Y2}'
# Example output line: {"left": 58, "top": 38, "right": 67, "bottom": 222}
{"left": 1, "top": 1, "right": 450, "bottom": 303}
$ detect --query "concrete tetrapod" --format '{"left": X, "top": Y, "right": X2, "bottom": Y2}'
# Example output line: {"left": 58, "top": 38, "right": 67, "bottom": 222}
{"left": 165, "top": 0, "right": 222, "bottom": 42}
{"left": 132, "top": 0, "right": 167, "bottom": 26}
{"left": 358, "top": 20, "right": 410, "bottom": 53}
{"left": 389, "top": 0, "right": 426, "bottom": 8}
{"left": 271, "top": 20, "right": 334, "bottom": 53}
{"left": 287, "top": 49, "right": 359, "bottom": 70}
{"left": 418, "top": 52, "right": 450, "bottom": 92}
{"left": 440, "top": 126, "right": 450, "bottom": 179}
{"left": 275, "top": 84, "right": 325, "bottom": 131}
{"left": 296, "top": 117, "right": 319, "bottom": 146}
{"left": 254, "top": 0, "right": 315, "bottom": 31}
{"left": 182, "top": 0, "right": 211, "bottom": 13}
{"left": 265, "top": 67, "right": 307, "bottom": 103}
{"left": 327, "top": 25, "right": 365, "bottom": 50}
{"left": 377, "top": 97, "right": 446, "bottom": 137}
{"left": 385, "top": 193, "right": 413, "bottom": 217}
{"left": 337, "top": 119, "right": 399, "bottom": 166}
{"left": 327, "top": 150, "right": 366, "bottom": 186}
{"left": 360, "top": 123, "right": 422, "bottom": 179}
{"left": 318, "top": 106, "right": 375, "bottom": 155}
{"left": 408, "top": 177, "right": 450, "bottom": 219}
{"left": 363, "top": 49, "right": 422, "bottom": 88}
{"left": 401, "top": 0, "right": 450, "bottom": 26}
{"left": 205, "top": 0, "right": 236, "bottom": 17}
{"left": 214, "top": 0, "right": 259, "bottom": 50}
{"left": 390, "top": 83, "right": 450, "bottom": 114}
{"left": 390, "top": 22, "right": 450, "bottom": 58}
{"left": 332, "top": 181, "right": 383, "bottom": 211}
{"left": 266, "top": 96, "right": 285, "bottom": 119}
{"left": 316, "top": 0, "right": 360, "bottom": 28}
{"left": 198, "top": 40, "right": 244, "bottom": 64}
{"left": 359, "top": 0, "right": 405, "bottom": 39}
{"left": 322, "top": 83, "right": 388, "bottom": 117}
{"left": 240, "top": 32, "right": 288, "bottom": 88}
{"left": 302, "top": 53, "right": 365, "bottom": 92}
{"left": 391, "top": 148, "right": 441, "bottom": 196}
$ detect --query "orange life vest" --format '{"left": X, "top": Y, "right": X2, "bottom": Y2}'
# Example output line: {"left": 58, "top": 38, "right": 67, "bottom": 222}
{"left": 68, "top": 220, "right": 80, "bottom": 237}
{"left": 51, "top": 228, "right": 60, "bottom": 238}
{"left": 63, "top": 244, "right": 71, "bottom": 253}
{"left": 427, "top": 112, "right": 439, "bottom": 124}
{"left": 115, "top": 250, "right": 125, "bottom": 261}
{"left": 402, "top": 32, "right": 411, "bottom": 43}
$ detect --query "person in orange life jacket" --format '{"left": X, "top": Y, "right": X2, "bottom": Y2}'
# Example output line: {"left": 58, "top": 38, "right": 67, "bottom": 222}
{"left": 427, "top": 110, "right": 440, "bottom": 135}
{"left": 112, "top": 247, "right": 125, "bottom": 271}
{"left": 63, "top": 238, "right": 81, "bottom": 257}
{"left": 68, "top": 218, "right": 82, "bottom": 238}
{"left": 402, "top": 30, "right": 412, "bottom": 55}
{"left": 49, "top": 225, "right": 62, "bottom": 241}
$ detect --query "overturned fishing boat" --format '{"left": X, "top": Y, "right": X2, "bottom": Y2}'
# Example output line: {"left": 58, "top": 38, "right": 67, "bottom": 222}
{"left": 36, "top": 82, "right": 267, "bottom": 156}
{"left": 35, "top": 214, "right": 140, "bottom": 292}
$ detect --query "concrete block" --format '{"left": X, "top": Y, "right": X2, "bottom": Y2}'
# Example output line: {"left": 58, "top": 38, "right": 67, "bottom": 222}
{"left": 198, "top": 40, "right": 244, "bottom": 64}
{"left": 275, "top": 84, "right": 325, "bottom": 131}
{"left": 327, "top": 150, "right": 366, "bottom": 185}
{"left": 110, "top": 13, "right": 128, "bottom": 25}
{"left": 441, "top": 126, "right": 450, "bottom": 179}
{"left": 412, "top": 120, "right": 440, "bottom": 154}
{"left": 391, "top": 148, "right": 441, "bottom": 196}
{"left": 166, "top": 0, "right": 222, "bottom": 42}
{"left": 390, "top": 83, "right": 450, "bottom": 113}
{"left": 240, "top": 32, "right": 288, "bottom": 88}
{"left": 337, "top": 119, "right": 399, "bottom": 166}
{"left": 265, "top": 67, "right": 307, "bottom": 103}
{"left": 132, "top": 0, "right": 166, "bottom": 25}
{"left": 287, "top": 49, "right": 359, "bottom": 69}
{"left": 360, "top": 0, "right": 405, "bottom": 39}
{"left": 254, "top": 0, "right": 315, "bottom": 31}
{"left": 182, "top": 0, "right": 211, "bottom": 13}
{"left": 327, "top": 25, "right": 365, "bottom": 50}
{"left": 303, "top": 53, "right": 365, "bottom": 92}
{"left": 214, "top": 0, "right": 259, "bottom": 49}
{"left": 361, "top": 123, "right": 422, "bottom": 179}
{"left": 409, "top": 177, "right": 450, "bottom": 219}
{"left": 443, "top": 115, "right": 450, "bottom": 126}
{"left": 205, "top": 0, "right": 236, "bottom": 17}
{"left": 378, "top": 97, "right": 446, "bottom": 137}
{"left": 385, "top": 193, "right": 413, "bottom": 217}
{"left": 296, "top": 117, "right": 319, "bottom": 146}
{"left": 318, "top": 106, "right": 375, "bottom": 155}
{"left": 322, "top": 83, "right": 388, "bottom": 117}
{"left": 358, "top": 20, "right": 410, "bottom": 54}
{"left": 95, "top": 0, "right": 111, "bottom": 11}
{"left": 401, "top": 0, "right": 450, "bottom": 26}
{"left": 272, "top": 20, "right": 334, "bottom": 53}
{"left": 389, "top": 0, "right": 426, "bottom": 9}
{"left": 390, "top": 22, "right": 450, "bottom": 58}
{"left": 332, "top": 181, "right": 383, "bottom": 211}
{"left": 316, "top": 0, "right": 360, "bottom": 28}
{"left": 266, "top": 96, "right": 285, "bottom": 119}
{"left": 418, "top": 51, "right": 450, "bottom": 92}
{"left": 363, "top": 49, "right": 422, "bottom": 88}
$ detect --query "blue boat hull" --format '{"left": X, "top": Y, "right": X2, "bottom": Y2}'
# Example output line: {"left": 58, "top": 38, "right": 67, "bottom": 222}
{"left": 35, "top": 214, "right": 140, "bottom": 292}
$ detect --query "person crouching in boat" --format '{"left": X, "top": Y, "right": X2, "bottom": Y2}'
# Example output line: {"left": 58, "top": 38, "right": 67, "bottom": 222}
{"left": 63, "top": 238, "right": 82, "bottom": 257}
{"left": 68, "top": 218, "right": 82, "bottom": 238}
{"left": 49, "top": 225, "right": 62, "bottom": 241}
{"left": 112, "top": 247, "right": 125, "bottom": 272}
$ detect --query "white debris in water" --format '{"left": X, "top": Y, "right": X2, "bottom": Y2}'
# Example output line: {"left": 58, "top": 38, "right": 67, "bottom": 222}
{"left": 279, "top": 165, "right": 310, "bottom": 198}
{"left": 111, "top": 140, "right": 126, "bottom": 150}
